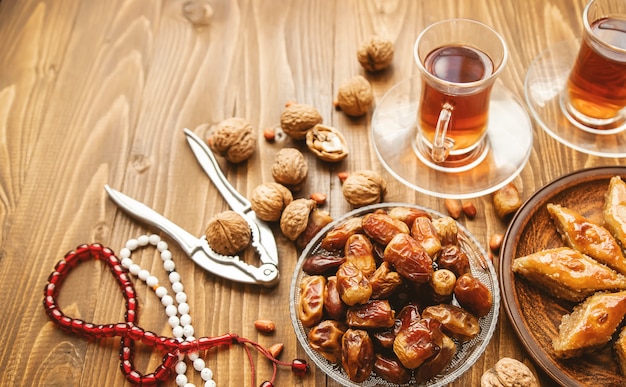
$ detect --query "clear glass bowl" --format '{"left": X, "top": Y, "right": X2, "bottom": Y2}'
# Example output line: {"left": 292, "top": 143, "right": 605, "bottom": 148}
{"left": 289, "top": 203, "right": 500, "bottom": 386}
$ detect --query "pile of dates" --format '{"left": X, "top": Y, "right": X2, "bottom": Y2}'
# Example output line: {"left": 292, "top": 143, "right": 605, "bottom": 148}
{"left": 297, "top": 206, "right": 493, "bottom": 384}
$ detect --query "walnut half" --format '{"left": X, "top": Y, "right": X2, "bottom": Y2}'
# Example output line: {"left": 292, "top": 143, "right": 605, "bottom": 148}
{"left": 480, "top": 357, "right": 539, "bottom": 387}
{"left": 306, "top": 124, "right": 349, "bottom": 162}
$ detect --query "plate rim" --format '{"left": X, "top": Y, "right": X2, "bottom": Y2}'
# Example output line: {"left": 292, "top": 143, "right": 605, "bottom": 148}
{"left": 500, "top": 165, "right": 626, "bottom": 386}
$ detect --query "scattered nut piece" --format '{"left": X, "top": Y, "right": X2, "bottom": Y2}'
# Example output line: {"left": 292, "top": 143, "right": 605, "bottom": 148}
{"left": 305, "top": 124, "right": 349, "bottom": 162}
{"left": 462, "top": 200, "right": 477, "bottom": 219}
{"left": 481, "top": 357, "right": 539, "bottom": 387}
{"left": 263, "top": 127, "right": 276, "bottom": 142}
{"left": 336, "top": 75, "right": 374, "bottom": 117}
{"left": 310, "top": 192, "right": 327, "bottom": 205}
{"left": 250, "top": 182, "right": 293, "bottom": 222}
{"left": 489, "top": 233, "right": 504, "bottom": 252}
{"left": 357, "top": 36, "right": 394, "bottom": 72}
{"left": 205, "top": 210, "right": 251, "bottom": 256}
{"left": 337, "top": 171, "right": 349, "bottom": 183}
{"left": 444, "top": 199, "right": 462, "bottom": 219}
{"left": 271, "top": 148, "right": 308, "bottom": 190}
{"left": 342, "top": 170, "right": 387, "bottom": 207}
{"left": 208, "top": 117, "right": 256, "bottom": 163}
{"left": 280, "top": 103, "right": 323, "bottom": 140}
{"left": 280, "top": 198, "right": 316, "bottom": 241}
{"left": 268, "top": 343, "right": 284, "bottom": 358}
{"left": 254, "top": 319, "right": 276, "bottom": 333}
{"left": 493, "top": 183, "right": 522, "bottom": 219}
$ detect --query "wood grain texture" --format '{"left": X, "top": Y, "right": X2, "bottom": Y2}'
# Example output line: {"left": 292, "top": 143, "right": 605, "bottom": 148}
{"left": 1, "top": 0, "right": 624, "bottom": 386}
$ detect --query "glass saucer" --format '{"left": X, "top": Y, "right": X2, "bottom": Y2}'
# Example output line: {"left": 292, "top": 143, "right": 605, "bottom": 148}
{"left": 525, "top": 39, "right": 626, "bottom": 157}
{"left": 371, "top": 76, "right": 533, "bottom": 199}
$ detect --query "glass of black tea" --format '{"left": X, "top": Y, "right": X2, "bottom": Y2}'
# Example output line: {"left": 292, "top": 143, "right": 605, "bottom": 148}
{"left": 414, "top": 19, "right": 507, "bottom": 170}
{"left": 563, "top": 0, "right": 626, "bottom": 134}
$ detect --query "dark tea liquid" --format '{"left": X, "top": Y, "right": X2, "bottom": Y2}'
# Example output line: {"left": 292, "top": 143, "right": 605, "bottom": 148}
{"left": 419, "top": 45, "right": 495, "bottom": 152}
{"left": 566, "top": 17, "right": 626, "bottom": 122}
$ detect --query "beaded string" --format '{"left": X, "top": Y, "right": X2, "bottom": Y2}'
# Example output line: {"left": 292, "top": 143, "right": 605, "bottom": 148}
{"left": 119, "top": 234, "right": 215, "bottom": 387}
{"left": 42, "top": 242, "right": 308, "bottom": 386}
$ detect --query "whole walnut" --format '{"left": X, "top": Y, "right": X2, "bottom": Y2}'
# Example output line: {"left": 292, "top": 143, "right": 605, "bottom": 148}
{"left": 208, "top": 117, "right": 256, "bottom": 163}
{"left": 280, "top": 103, "right": 323, "bottom": 140}
{"left": 205, "top": 210, "right": 251, "bottom": 255}
{"left": 271, "top": 148, "right": 308, "bottom": 190}
{"left": 336, "top": 75, "right": 374, "bottom": 117}
{"left": 480, "top": 357, "right": 539, "bottom": 387}
{"left": 357, "top": 36, "right": 394, "bottom": 72}
{"left": 250, "top": 182, "right": 293, "bottom": 222}
{"left": 342, "top": 170, "right": 387, "bottom": 207}
{"left": 280, "top": 198, "right": 316, "bottom": 241}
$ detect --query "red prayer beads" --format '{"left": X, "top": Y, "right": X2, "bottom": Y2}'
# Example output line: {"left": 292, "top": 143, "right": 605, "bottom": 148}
{"left": 42, "top": 243, "right": 308, "bottom": 386}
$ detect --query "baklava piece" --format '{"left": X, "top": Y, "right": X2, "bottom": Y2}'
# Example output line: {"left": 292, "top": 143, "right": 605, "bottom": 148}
{"left": 604, "top": 176, "right": 626, "bottom": 249}
{"left": 547, "top": 203, "right": 626, "bottom": 275}
{"left": 553, "top": 291, "right": 626, "bottom": 358}
{"left": 512, "top": 247, "right": 626, "bottom": 302}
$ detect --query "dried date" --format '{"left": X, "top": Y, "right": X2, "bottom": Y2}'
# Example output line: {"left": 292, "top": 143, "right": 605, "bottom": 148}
{"left": 298, "top": 275, "right": 326, "bottom": 327}
{"left": 362, "top": 212, "right": 409, "bottom": 245}
{"left": 374, "top": 353, "right": 412, "bottom": 384}
{"left": 437, "top": 244, "right": 470, "bottom": 277}
{"left": 346, "top": 300, "right": 395, "bottom": 329}
{"left": 422, "top": 303, "right": 480, "bottom": 341}
{"left": 416, "top": 333, "right": 456, "bottom": 381}
{"left": 302, "top": 254, "right": 345, "bottom": 275}
{"left": 320, "top": 217, "right": 362, "bottom": 251}
{"left": 308, "top": 320, "right": 347, "bottom": 363}
{"left": 324, "top": 276, "right": 348, "bottom": 321}
{"left": 388, "top": 206, "right": 431, "bottom": 226}
{"left": 393, "top": 318, "right": 442, "bottom": 369}
{"left": 336, "top": 262, "right": 372, "bottom": 306}
{"left": 384, "top": 233, "right": 433, "bottom": 283}
{"left": 369, "top": 261, "right": 403, "bottom": 299}
{"left": 344, "top": 233, "right": 377, "bottom": 276}
{"left": 410, "top": 216, "right": 442, "bottom": 257}
{"left": 454, "top": 273, "right": 493, "bottom": 318}
{"left": 342, "top": 329, "right": 375, "bottom": 382}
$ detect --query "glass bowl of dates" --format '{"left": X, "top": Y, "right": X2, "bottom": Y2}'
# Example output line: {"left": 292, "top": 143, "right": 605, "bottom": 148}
{"left": 289, "top": 203, "right": 500, "bottom": 386}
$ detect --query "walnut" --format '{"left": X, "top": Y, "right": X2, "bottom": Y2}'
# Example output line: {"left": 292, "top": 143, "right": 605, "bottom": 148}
{"left": 271, "top": 148, "right": 308, "bottom": 190}
{"left": 250, "top": 182, "right": 293, "bottom": 222}
{"left": 305, "top": 124, "right": 349, "bottom": 162}
{"left": 342, "top": 170, "right": 387, "bottom": 207}
{"left": 335, "top": 75, "right": 374, "bottom": 117}
{"left": 205, "top": 210, "right": 251, "bottom": 255}
{"left": 280, "top": 103, "right": 323, "bottom": 140}
{"left": 208, "top": 117, "right": 256, "bottom": 163}
{"left": 280, "top": 198, "right": 316, "bottom": 241}
{"left": 357, "top": 36, "right": 394, "bottom": 72}
{"left": 480, "top": 357, "right": 539, "bottom": 387}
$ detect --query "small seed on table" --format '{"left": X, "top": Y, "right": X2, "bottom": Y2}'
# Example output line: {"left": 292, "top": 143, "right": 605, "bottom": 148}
{"left": 254, "top": 319, "right": 276, "bottom": 333}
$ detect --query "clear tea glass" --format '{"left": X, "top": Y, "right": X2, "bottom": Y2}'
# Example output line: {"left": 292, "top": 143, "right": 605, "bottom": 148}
{"left": 414, "top": 19, "right": 508, "bottom": 171}
{"left": 563, "top": 0, "right": 626, "bottom": 133}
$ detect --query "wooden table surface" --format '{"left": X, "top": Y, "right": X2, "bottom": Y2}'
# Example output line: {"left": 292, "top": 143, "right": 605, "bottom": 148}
{"left": 1, "top": 0, "right": 625, "bottom": 386}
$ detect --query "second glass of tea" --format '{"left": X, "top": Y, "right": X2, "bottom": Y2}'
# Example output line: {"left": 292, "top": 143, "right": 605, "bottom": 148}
{"left": 562, "top": 0, "right": 626, "bottom": 133}
{"left": 414, "top": 19, "right": 508, "bottom": 171}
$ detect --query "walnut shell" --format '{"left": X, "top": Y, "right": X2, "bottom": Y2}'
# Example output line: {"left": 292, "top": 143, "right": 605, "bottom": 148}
{"left": 205, "top": 210, "right": 251, "bottom": 255}
{"left": 208, "top": 117, "right": 256, "bottom": 163}
{"left": 480, "top": 357, "right": 539, "bottom": 387}
{"left": 280, "top": 103, "right": 323, "bottom": 140}
{"left": 280, "top": 198, "right": 316, "bottom": 241}
{"left": 357, "top": 36, "right": 394, "bottom": 72}
{"left": 336, "top": 75, "right": 374, "bottom": 117}
{"left": 271, "top": 148, "right": 308, "bottom": 189}
{"left": 250, "top": 182, "right": 293, "bottom": 222}
{"left": 305, "top": 124, "right": 349, "bottom": 162}
{"left": 342, "top": 170, "right": 387, "bottom": 207}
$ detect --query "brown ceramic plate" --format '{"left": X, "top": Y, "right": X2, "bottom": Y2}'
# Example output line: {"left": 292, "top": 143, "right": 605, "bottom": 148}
{"left": 500, "top": 166, "right": 626, "bottom": 386}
